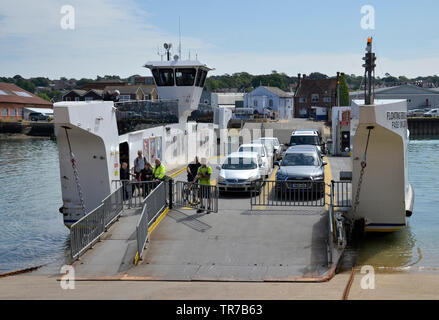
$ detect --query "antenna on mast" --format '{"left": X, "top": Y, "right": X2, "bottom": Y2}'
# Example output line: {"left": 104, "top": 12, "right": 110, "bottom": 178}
{"left": 179, "top": 16, "right": 182, "bottom": 59}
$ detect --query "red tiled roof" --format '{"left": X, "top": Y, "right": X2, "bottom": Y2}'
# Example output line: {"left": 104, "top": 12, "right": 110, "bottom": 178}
{"left": 0, "top": 82, "right": 52, "bottom": 106}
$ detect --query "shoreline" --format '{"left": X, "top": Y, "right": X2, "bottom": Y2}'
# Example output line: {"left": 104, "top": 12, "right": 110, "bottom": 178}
{"left": 0, "top": 133, "right": 51, "bottom": 140}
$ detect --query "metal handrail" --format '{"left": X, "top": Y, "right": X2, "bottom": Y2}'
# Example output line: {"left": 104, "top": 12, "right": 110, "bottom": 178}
{"left": 70, "top": 186, "right": 124, "bottom": 260}
{"left": 135, "top": 182, "right": 167, "bottom": 261}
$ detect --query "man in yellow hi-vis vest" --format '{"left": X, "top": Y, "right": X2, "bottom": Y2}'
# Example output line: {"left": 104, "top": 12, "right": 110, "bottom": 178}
{"left": 152, "top": 158, "right": 166, "bottom": 182}
{"left": 193, "top": 157, "right": 212, "bottom": 214}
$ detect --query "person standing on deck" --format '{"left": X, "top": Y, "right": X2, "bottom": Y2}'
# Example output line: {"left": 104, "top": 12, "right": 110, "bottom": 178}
{"left": 120, "top": 162, "right": 132, "bottom": 200}
{"left": 193, "top": 157, "right": 212, "bottom": 214}
{"left": 134, "top": 150, "right": 147, "bottom": 180}
{"left": 186, "top": 156, "right": 201, "bottom": 204}
{"left": 152, "top": 158, "right": 166, "bottom": 183}
{"left": 140, "top": 162, "right": 153, "bottom": 197}
{"left": 187, "top": 156, "right": 201, "bottom": 182}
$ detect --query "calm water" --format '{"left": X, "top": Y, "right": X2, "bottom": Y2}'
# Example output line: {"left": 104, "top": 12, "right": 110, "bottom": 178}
{"left": 0, "top": 138, "right": 69, "bottom": 274}
{"left": 0, "top": 138, "right": 438, "bottom": 274}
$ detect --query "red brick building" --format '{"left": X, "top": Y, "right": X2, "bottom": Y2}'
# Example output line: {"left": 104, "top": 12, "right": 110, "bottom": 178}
{"left": 0, "top": 82, "right": 53, "bottom": 120}
{"left": 293, "top": 73, "right": 339, "bottom": 118}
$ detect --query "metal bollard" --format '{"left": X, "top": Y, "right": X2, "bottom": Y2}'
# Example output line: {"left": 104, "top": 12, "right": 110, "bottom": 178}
{"left": 168, "top": 178, "right": 173, "bottom": 209}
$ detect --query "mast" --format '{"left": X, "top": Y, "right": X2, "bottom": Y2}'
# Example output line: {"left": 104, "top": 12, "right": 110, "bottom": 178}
{"left": 362, "top": 37, "right": 376, "bottom": 105}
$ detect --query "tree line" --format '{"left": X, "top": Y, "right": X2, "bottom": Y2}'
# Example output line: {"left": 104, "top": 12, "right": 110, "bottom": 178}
{"left": 2, "top": 72, "right": 439, "bottom": 103}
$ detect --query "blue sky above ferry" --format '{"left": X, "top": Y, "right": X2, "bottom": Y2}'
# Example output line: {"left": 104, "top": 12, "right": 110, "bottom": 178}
{"left": 1, "top": 0, "right": 438, "bottom": 78}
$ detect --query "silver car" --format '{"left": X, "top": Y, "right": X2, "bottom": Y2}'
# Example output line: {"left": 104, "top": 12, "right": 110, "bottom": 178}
{"left": 217, "top": 152, "right": 263, "bottom": 193}
{"left": 253, "top": 137, "right": 283, "bottom": 161}
{"left": 237, "top": 143, "right": 271, "bottom": 177}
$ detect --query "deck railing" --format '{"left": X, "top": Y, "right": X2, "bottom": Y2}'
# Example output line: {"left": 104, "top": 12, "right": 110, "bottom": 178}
{"left": 70, "top": 186, "right": 124, "bottom": 260}
{"left": 135, "top": 182, "right": 167, "bottom": 262}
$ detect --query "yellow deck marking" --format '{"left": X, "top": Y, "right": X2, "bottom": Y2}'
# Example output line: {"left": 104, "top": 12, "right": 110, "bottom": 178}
{"left": 253, "top": 167, "right": 278, "bottom": 210}
{"left": 323, "top": 156, "right": 333, "bottom": 210}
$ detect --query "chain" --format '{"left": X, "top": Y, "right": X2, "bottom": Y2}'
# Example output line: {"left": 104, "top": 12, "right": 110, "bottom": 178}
{"left": 352, "top": 127, "right": 373, "bottom": 213}
{"left": 64, "top": 128, "right": 86, "bottom": 215}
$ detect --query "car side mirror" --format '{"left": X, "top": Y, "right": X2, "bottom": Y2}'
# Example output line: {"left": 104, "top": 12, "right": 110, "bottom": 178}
{"left": 216, "top": 165, "right": 221, "bottom": 170}
{"left": 322, "top": 161, "right": 328, "bottom": 166}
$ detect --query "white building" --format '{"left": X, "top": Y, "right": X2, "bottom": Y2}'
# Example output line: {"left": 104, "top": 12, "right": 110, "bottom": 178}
{"left": 211, "top": 92, "right": 244, "bottom": 111}
{"left": 244, "top": 86, "right": 294, "bottom": 119}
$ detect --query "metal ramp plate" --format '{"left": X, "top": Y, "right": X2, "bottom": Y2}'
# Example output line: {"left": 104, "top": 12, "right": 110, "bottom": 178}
{"left": 126, "top": 204, "right": 331, "bottom": 282}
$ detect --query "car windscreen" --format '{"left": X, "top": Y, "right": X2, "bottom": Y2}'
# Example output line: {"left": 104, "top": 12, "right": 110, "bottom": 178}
{"left": 256, "top": 139, "right": 275, "bottom": 149}
{"left": 282, "top": 153, "right": 319, "bottom": 166}
{"left": 222, "top": 158, "right": 258, "bottom": 170}
{"left": 290, "top": 135, "right": 319, "bottom": 146}
{"left": 239, "top": 146, "right": 264, "bottom": 156}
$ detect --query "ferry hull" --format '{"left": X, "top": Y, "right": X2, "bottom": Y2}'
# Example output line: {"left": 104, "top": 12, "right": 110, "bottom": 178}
{"left": 351, "top": 99, "right": 412, "bottom": 233}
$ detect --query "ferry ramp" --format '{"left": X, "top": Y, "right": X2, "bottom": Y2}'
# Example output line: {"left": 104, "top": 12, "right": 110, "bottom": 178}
{"left": 125, "top": 159, "right": 335, "bottom": 282}
{"left": 71, "top": 156, "right": 348, "bottom": 282}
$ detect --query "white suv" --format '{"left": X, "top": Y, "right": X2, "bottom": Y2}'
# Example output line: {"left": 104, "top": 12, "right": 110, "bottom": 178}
{"left": 289, "top": 130, "right": 324, "bottom": 154}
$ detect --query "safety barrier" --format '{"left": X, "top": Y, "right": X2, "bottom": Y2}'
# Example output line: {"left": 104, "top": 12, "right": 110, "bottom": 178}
{"left": 173, "top": 181, "right": 219, "bottom": 213}
{"left": 112, "top": 180, "right": 159, "bottom": 208}
{"left": 135, "top": 182, "right": 167, "bottom": 261}
{"left": 331, "top": 180, "right": 352, "bottom": 208}
{"left": 327, "top": 181, "right": 347, "bottom": 265}
{"left": 70, "top": 186, "right": 124, "bottom": 260}
{"left": 250, "top": 180, "right": 326, "bottom": 208}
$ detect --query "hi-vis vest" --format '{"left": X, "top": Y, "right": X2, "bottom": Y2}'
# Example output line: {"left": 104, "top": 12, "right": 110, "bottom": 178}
{"left": 153, "top": 163, "right": 165, "bottom": 179}
{"left": 197, "top": 166, "right": 212, "bottom": 185}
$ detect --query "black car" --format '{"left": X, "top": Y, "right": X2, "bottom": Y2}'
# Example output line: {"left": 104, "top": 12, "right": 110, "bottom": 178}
{"left": 29, "top": 112, "right": 49, "bottom": 121}
{"left": 275, "top": 145, "right": 326, "bottom": 199}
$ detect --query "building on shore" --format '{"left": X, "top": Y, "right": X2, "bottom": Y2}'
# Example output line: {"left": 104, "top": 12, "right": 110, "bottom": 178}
{"left": 62, "top": 85, "right": 158, "bottom": 102}
{"left": 350, "top": 84, "right": 439, "bottom": 110}
{"left": 244, "top": 86, "right": 294, "bottom": 119}
{"left": 211, "top": 92, "right": 244, "bottom": 111}
{"left": 0, "top": 82, "right": 53, "bottom": 120}
{"left": 294, "top": 73, "right": 339, "bottom": 119}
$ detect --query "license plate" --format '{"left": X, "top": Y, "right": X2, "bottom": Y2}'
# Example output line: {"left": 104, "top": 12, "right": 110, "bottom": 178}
{"left": 290, "top": 183, "right": 307, "bottom": 188}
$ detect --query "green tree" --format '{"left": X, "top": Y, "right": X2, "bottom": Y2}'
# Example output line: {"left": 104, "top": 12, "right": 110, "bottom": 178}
{"left": 339, "top": 73, "right": 350, "bottom": 106}
{"left": 37, "top": 92, "right": 51, "bottom": 102}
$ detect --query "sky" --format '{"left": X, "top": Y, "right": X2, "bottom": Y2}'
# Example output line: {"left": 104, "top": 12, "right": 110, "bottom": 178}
{"left": 1, "top": 0, "right": 439, "bottom": 79}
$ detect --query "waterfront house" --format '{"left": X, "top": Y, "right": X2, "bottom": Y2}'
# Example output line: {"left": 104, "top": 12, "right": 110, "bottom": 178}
{"left": 62, "top": 89, "right": 87, "bottom": 101}
{"left": 244, "top": 86, "right": 294, "bottom": 119}
{"left": 83, "top": 89, "right": 104, "bottom": 101}
{"left": 0, "top": 82, "right": 53, "bottom": 120}
{"left": 103, "top": 85, "right": 145, "bottom": 102}
{"left": 294, "top": 74, "right": 339, "bottom": 119}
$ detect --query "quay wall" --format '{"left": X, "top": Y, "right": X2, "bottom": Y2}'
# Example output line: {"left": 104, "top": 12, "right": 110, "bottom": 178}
{"left": 408, "top": 118, "right": 439, "bottom": 138}
{"left": 0, "top": 121, "right": 54, "bottom": 137}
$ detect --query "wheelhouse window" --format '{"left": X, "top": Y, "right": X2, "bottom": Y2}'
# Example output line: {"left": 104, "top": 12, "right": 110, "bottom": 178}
{"left": 176, "top": 68, "right": 196, "bottom": 86}
{"left": 152, "top": 68, "right": 175, "bottom": 86}
{"left": 195, "top": 69, "right": 208, "bottom": 87}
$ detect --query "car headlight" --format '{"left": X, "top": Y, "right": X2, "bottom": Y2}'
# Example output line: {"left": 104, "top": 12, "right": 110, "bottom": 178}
{"left": 218, "top": 175, "right": 226, "bottom": 183}
{"left": 311, "top": 174, "right": 324, "bottom": 181}
{"left": 248, "top": 175, "right": 259, "bottom": 181}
